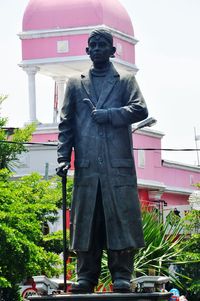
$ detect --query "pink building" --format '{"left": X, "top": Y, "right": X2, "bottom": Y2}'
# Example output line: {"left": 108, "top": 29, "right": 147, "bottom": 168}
{"left": 17, "top": 0, "right": 200, "bottom": 217}
{"left": 133, "top": 128, "right": 200, "bottom": 217}
{"left": 19, "top": 0, "right": 138, "bottom": 123}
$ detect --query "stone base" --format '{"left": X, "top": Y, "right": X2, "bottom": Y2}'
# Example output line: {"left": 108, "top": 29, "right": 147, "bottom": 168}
{"left": 28, "top": 292, "right": 172, "bottom": 301}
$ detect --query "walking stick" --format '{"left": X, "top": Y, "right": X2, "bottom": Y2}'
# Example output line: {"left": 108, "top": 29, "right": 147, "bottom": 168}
{"left": 62, "top": 175, "right": 68, "bottom": 293}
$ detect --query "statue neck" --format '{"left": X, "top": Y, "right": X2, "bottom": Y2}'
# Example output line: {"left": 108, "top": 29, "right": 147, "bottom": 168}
{"left": 92, "top": 61, "right": 111, "bottom": 73}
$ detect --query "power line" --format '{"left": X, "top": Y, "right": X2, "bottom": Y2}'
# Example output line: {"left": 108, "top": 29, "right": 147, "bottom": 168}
{"left": 134, "top": 148, "right": 200, "bottom": 152}
{"left": 0, "top": 140, "right": 57, "bottom": 147}
{"left": 0, "top": 140, "right": 200, "bottom": 152}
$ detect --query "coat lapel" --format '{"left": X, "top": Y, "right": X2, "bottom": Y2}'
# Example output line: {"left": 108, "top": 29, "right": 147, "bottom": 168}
{"left": 96, "top": 64, "right": 119, "bottom": 109}
{"left": 81, "top": 71, "right": 98, "bottom": 106}
{"left": 81, "top": 64, "right": 120, "bottom": 109}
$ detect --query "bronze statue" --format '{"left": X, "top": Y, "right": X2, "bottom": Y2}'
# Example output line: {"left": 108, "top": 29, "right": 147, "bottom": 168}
{"left": 57, "top": 28, "right": 148, "bottom": 294}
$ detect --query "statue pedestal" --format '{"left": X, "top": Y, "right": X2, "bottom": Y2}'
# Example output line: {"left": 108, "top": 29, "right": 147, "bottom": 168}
{"left": 28, "top": 292, "right": 172, "bottom": 301}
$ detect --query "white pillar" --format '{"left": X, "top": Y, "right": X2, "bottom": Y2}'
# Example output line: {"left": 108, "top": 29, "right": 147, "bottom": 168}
{"left": 53, "top": 76, "right": 67, "bottom": 123}
{"left": 23, "top": 66, "right": 40, "bottom": 123}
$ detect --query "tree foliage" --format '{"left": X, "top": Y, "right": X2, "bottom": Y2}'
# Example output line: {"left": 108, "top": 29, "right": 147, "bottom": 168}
{"left": 0, "top": 95, "right": 36, "bottom": 170}
{"left": 0, "top": 97, "right": 76, "bottom": 300}
{"left": 0, "top": 170, "right": 64, "bottom": 300}
{"left": 177, "top": 208, "right": 200, "bottom": 301}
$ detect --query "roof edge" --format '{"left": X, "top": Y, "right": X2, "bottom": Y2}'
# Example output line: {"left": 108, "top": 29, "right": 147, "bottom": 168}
{"left": 18, "top": 25, "right": 137, "bottom": 45}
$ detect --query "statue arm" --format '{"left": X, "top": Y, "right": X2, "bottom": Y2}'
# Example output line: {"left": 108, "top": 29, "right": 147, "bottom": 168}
{"left": 57, "top": 79, "right": 75, "bottom": 164}
{"left": 109, "top": 75, "right": 148, "bottom": 127}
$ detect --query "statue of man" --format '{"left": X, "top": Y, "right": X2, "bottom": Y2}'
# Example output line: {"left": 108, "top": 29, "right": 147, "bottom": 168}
{"left": 57, "top": 28, "right": 148, "bottom": 293}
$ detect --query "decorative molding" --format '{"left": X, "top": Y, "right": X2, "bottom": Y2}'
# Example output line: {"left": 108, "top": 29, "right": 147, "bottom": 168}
{"left": 22, "top": 65, "right": 40, "bottom": 74}
{"left": 162, "top": 159, "right": 200, "bottom": 172}
{"left": 138, "top": 178, "right": 196, "bottom": 196}
{"left": 27, "top": 144, "right": 57, "bottom": 151}
{"left": 19, "top": 55, "right": 89, "bottom": 66}
{"left": 113, "top": 58, "right": 138, "bottom": 72}
{"left": 132, "top": 127, "right": 165, "bottom": 139}
{"left": 164, "top": 186, "right": 196, "bottom": 195}
{"left": 18, "top": 25, "right": 138, "bottom": 45}
{"left": 57, "top": 40, "right": 69, "bottom": 53}
{"left": 52, "top": 76, "right": 67, "bottom": 82}
{"left": 33, "top": 123, "right": 59, "bottom": 133}
{"left": 19, "top": 55, "right": 138, "bottom": 73}
{"left": 138, "top": 179, "right": 166, "bottom": 191}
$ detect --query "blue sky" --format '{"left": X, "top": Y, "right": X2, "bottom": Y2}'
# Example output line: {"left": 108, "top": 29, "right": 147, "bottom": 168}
{"left": 0, "top": 0, "right": 200, "bottom": 165}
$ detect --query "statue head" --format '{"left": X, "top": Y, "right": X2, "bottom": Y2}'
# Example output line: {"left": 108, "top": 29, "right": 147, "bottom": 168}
{"left": 88, "top": 28, "right": 114, "bottom": 47}
{"left": 86, "top": 28, "right": 116, "bottom": 67}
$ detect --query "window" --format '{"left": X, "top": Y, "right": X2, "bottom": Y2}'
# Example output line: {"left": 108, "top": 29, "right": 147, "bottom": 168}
{"left": 138, "top": 149, "right": 145, "bottom": 168}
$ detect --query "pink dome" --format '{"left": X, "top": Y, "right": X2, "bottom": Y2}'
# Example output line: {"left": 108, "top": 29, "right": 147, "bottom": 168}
{"left": 22, "top": 0, "right": 134, "bottom": 36}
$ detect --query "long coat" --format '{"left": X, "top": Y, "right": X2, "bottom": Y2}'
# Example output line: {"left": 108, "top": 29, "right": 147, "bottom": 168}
{"left": 58, "top": 63, "right": 148, "bottom": 251}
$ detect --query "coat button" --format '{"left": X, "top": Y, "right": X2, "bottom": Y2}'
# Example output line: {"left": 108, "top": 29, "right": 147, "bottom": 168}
{"left": 98, "top": 157, "right": 103, "bottom": 164}
{"left": 99, "top": 129, "right": 104, "bottom": 137}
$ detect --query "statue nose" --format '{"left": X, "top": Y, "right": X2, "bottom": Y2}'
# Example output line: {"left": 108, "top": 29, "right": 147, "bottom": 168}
{"left": 94, "top": 46, "right": 100, "bottom": 51}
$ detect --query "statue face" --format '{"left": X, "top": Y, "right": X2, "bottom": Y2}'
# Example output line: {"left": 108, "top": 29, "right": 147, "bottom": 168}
{"left": 86, "top": 35, "right": 115, "bottom": 66}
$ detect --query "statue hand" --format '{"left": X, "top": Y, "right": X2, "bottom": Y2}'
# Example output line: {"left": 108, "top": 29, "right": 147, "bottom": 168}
{"left": 91, "top": 109, "right": 109, "bottom": 124}
{"left": 56, "top": 162, "right": 71, "bottom": 177}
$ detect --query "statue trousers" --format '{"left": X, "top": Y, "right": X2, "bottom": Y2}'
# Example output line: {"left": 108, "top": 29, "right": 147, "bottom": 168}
{"left": 76, "top": 181, "right": 134, "bottom": 286}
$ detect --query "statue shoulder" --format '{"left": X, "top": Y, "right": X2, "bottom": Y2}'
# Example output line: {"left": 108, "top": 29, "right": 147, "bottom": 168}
{"left": 67, "top": 71, "right": 87, "bottom": 86}
{"left": 119, "top": 70, "right": 136, "bottom": 81}
{"left": 116, "top": 70, "right": 137, "bottom": 86}
{"left": 111, "top": 64, "right": 135, "bottom": 80}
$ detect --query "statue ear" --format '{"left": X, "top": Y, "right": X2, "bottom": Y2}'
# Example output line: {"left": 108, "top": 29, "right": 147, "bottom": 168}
{"left": 110, "top": 46, "right": 116, "bottom": 58}
{"left": 85, "top": 47, "right": 89, "bottom": 55}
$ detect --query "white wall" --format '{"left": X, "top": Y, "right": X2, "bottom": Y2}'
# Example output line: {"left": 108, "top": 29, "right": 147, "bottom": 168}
{"left": 15, "top": 145, "right": 58, "bottom": 177}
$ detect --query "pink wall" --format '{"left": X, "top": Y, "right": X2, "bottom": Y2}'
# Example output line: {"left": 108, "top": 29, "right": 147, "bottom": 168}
{"left": 22, "top": 35, "right": 135, "bottom": 64}
{"left": 22, "top": 35, "right": 88, "bottom": 60}
{"left": 160, "top": 165, "right": 199, "bottom": 188}
{"left": 133, "top": 133, "right": 162, "bottom": 180}
{"left": 133, "top": 132, "right": 199, "bottom": 191}
{"left": 32, "top": 133, "right": 58, "bottom": 142}
{"left": 162, "top": 193, "right": 189, "bottom": 206}
{"left": 114, "top": 37, "right": 135, "bottom": 64}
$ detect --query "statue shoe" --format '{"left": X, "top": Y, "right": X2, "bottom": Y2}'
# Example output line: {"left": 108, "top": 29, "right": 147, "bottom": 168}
{"left": 69, "top": 280, "right": 94, "bottom": 294}
{"left": 113, "top": 279, "right": 131, "bottom": 293}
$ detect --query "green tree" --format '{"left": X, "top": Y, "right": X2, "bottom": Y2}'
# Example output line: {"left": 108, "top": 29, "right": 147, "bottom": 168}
{"left": 0, "top": 170, "right": 65, "bottom": 301}
{"left": 177, "top": 208, "right": 200, "bottom": 301}
{"left": 0, "top": 95, "right": 36, "bottom": 170}
{"left": 0, "top": 97, "right": 75, "bottom": 300}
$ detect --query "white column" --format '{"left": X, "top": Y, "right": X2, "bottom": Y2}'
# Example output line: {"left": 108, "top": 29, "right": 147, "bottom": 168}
{"left": 53, "top": 76, "right": 67, "bottom": 123}
{"left": 23, "top": 66, "right": 40, "bottom": 123}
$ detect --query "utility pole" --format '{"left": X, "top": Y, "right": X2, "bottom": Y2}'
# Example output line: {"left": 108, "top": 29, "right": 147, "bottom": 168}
{"left": 194, "top": 127, "right": 200, "bottom": 166}
{"left": 44, "top": 162, "right": 49, "bottom": 180}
